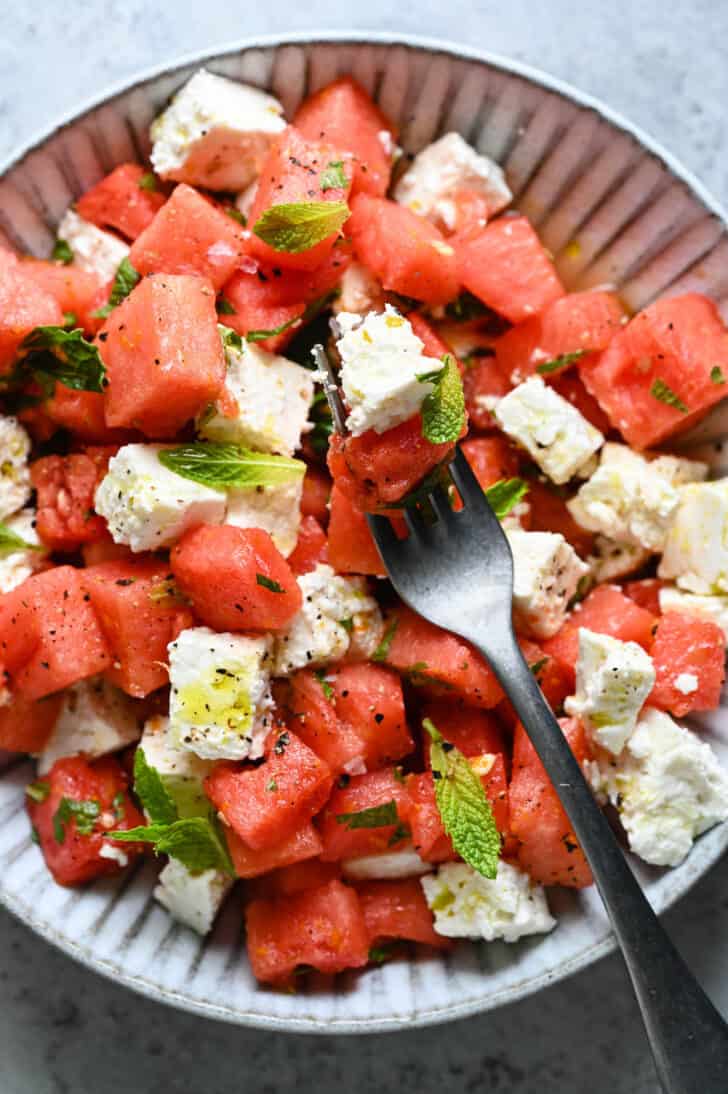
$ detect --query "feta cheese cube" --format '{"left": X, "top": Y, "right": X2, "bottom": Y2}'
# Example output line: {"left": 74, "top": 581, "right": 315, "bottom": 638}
{"left": 420, "top": 860, "right": 555, "bottom": 941}
{"left": 139, "top": 714, "right": 214, "bottom": 817}
{"left": 197, "top": 333, "right": 314, "bottom": 456}
{"left": 225, "top": 476, "right": 303, "bottom": 558}
{"left": 150, "top": 68, "right": 286, "bottom": 191}
{"left": 658, "top": 586, "right": 728, "bottom": 641}
{"left": 57, "top": 208, "right": 130, "bottom": 282}
{"left": 593, "top": 707, "right": 728, "bottom": 867}
{"left": 94, "top": 443, "right": 226, "bottom": 552}
{"left": 568, "top": 443, "right": 707, "bottom": 552}
{"left": 658, "top": 480, "right": 728, "bottom": 593}
{"left": 506, "top": 529, "right": 589, "bottom": 639}
{"left": 342, "top": 848, "right": 431, "bottom": 881}
{"left": 495, "top": 377, "right": 603, "bottom": 485}
{"left": 393, "top": 132, "right": 512, "bottom": 231}
{"left": 332, "top": 262, "right": 384, "bottom": 316}
{"left": 0, "top": 416, "right": 31, "bottom": 520}
{"left": 37, "top": 677, "right": 143, "bottom": 774}
{"left": 0, "top": 508, "right": 47, "bottom": 593}
{"left": 153, "top": 858, "right": 232, "bottom": 935}
{"left": 588, "top": 536, "right": 651, "bottom": 583}
{"left": 168, "top": 627, "right": 274, "bottom": 762}
{"left": 564, "top": 629, "right": 655, "bottom": 756}
{"left": 336, "top": 306, "right": 435, "bottom": 436}
{"left": 273, "top": 563, "right": 383, "bottom": 675}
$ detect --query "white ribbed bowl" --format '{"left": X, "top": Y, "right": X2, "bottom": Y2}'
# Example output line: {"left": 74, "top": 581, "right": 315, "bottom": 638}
{"left": 2, "top": 32, "right": 728, "bottom": 1033}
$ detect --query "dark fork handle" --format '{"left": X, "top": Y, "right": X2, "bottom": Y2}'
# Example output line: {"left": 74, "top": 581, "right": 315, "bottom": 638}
{"left": 482, "top": 628, "right": 728, "bottom": 1094}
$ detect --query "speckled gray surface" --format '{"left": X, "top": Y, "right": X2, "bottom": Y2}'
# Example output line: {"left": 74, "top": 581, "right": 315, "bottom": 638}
{"left": 1, "top": 2, "right": 727, "bottom": 1092}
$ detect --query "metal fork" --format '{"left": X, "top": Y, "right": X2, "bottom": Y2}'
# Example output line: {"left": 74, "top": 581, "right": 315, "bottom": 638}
{"left": 315, "top": 334, "right": 728, "bottom": 1092}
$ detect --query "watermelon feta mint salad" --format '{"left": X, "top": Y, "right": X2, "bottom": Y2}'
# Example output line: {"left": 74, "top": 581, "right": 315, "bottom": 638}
{"left": 2, "top": 68, "right": 728, "bottom": 987}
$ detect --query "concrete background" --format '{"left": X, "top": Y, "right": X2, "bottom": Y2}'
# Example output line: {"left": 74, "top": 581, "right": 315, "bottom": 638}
{"left": 1, "top": 2, "right": 727, "bottom": 1091}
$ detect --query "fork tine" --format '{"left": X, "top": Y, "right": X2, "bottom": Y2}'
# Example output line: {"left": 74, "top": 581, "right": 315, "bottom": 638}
{"left": 365, "top": 513, "right": 399, "bottom": 565}
{"left": 312, "top": 344, "right": 347, "bottom": 435}
{"left": 403, "top": 505, "right": 427, "bottom": 538}
{"left": 429, "top": 483, "right": 454, "bottom": 524}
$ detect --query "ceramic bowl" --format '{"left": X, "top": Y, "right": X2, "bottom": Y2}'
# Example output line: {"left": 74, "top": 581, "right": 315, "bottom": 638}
{"left": 2, "top": 31, "right": 728, "bottom": 1033}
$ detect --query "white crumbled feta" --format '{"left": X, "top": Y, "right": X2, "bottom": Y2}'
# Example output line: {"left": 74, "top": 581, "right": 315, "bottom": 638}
{"left": 94, "top": 443, "right": 226, "bottom": 552}
{"left": 506, "top": 529, "right": 589, "bottom": 639}
{"left": 150, "top": 68, "right": 286, "bottom": 191}
{"left": 139, "top": 714, "right": 214, "bottom": 818}
{"left": 564, "top": 629, "right": 655, "bottom": 756}
{"left": 274, "top": 563, "right": 382, "bottom": 675}
{"left": 225, "top": 476, "right": 303, "bottom": 558}
{"left": 659, "top": 480, "right": 728, "bottom": 594}
{"left": 153, "top": 858, "right": 232, "bottom": 935}
{"left": 332, "top": 262, "right": 384, "bottom": 316}
{"left": 37, "top": 677, "right": 143, "bottom": 774}
{"left": 0, "top": 508, "right": 47, "bottom": 593}
{"left": 658, "top": 586, "right": 728, "bottom": 641}
{"left": 57, "top": 209, "right": 130, "bottom": 282}
{"left": 421, "top": 860, "right": 555, "bottom": 942}
{"left": 0, "top": 416, "right": 31, "bottom": 521}
{"left": 588, "top": 536, "right": 652, "bottom": 583}
{"left": 336, "top": 306, "right": 435, "bottom": 436}
{"left": 568, "top": 443, "right": 707, "bottom": 552}
{"left": 393, "top": 132, "right": 512, "bottom": 231}
{"left": 495, "top": 377, "right": 603, "bottom": 485}
{"left": 197, "top": 332, "right": 313, "bottom": 456}
{"left": 168, "top": 627, "right": 274, "bottom": 762}
{"left": 592, "top": 707, "right": 728, "bottom": 867}
{"left": 674, "top": 673, "right": 699, "bottom": 695}
{"left": 99, "top": 844, "right": 129, "bottom": 868}
{"left": 342, "top": 848, "right": 431, "bottom": 881}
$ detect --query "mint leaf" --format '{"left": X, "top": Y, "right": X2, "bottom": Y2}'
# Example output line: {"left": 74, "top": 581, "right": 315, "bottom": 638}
{"left": 20, "top": 326, "right": 106, "bottom": 393}
{"left": 216, "top": 297, "right": 236, "bottom": 316}
{"left": 138, "top": 171, "right": 158, "bottom": 192}
{"left": 51, "top": 238, "right": 73, "bottom": 265}
{"left": 423, "top": 718, "right": 500, "bottom": 879}
{"left": 368, "top": 944, "right": 394, "bottom": 964}
{"left": 484, "top": 478, "right": 528, "bottom": 520}
{"left": 711, "top": 366, "right": 726, "bottom": 385}
{"left": 133, "top": 747, "right": 178, "bottom": 826}
{"left": 224, "top": 206, "right": 246, "bottom": 226}
{"left": 112, "top": 817, "right": 234, "bottom": 875}
{"left": 530, "top": 656, "right": 549, "bottom": 677}
{"left": 256, "top": 573, "right": 284, "bottom": 594}
{"left": 0, "top": 522, "right": 41, "bottom": 556}
{"left": 158, "top": 443, "right": 305, "bottom": 492}
{"left": 320, "top": 161, "right": 348, "bottom": 192}
{"left": 336, "top": 800, "right": 399, "bottom": 829}
{"left": 246, "top": 316, "right": 299, "bottom": 343}
{"left": 314, "top": 668, "right": 334, "bottom": 702}
{"left": 420, "top": 355, "right": 465, "bottom": 444}
{"left": 535, "top": 350, "right": 586, "bottom": 375}
{"left": 372, "top": 618, "right": 398, "bottom": 662}
{"left": 92, "top": 257, "right": 140, "bottom": 318}
{"left": 219, "top": 325, "right": 243, "bottom": 352}
{"left": 53, "top": 797, "right": 101, "bottom": 843}
{"left": 650, "top": 378, "right": 688, "bottom": 413}
{"left": 25, "top": 780, "right": 50, "bottom": 803}
{"left": 253, "top": 201, "right": 350, "bottom": 254}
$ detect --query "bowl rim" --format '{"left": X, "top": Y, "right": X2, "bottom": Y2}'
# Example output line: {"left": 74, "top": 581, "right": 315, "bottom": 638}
{"left": 2, "top": 29, "right": 727, "bottom": 1034}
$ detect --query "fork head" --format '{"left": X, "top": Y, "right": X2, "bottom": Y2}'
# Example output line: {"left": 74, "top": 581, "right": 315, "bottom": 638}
{"left": 367, "top": 447, "right": 516, "bottom": 643}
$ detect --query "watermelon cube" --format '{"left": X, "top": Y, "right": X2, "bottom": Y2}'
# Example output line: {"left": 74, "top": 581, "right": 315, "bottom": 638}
{"left": 99, "top": 273, "right": 225, "bottom": 437}
{"left": 455, "top": 215, "right": 564, "bottom": 323}
{"left": 226, "top": 821, "right": 322, "bottom": 879}
{"left": 42, "top": 384, "right": 134, "bottom": 444}
{"left": 129, "top": 184, "right": 246, "bottom": 289}
{"left": 356, "top": 878, "right": 446, "bottom": 947}
{"left": 579, "top": 293, "right": 728, "bottom": 449}
{"left": 463, "top": 355, "right": 512, "bottom": 431}
{"left": 420, "top": 700, "right": 505, "bottom": 762}
{"left": 526, "top": 480, "right": 595, "bottom": 558}
{"left": 407, "top": 313, "right": 457, "bottom": 362}
{"left": 76, "top": 163, "right": 165, "bottom": 241}
{"left": 318, "top": 769, "right": 411, "bottom": 861}
{"left": 622, "top": 578, "right": 664, "bottom": 616}
{"left": 347, "top": 194, "right": 459, "bottom": 306}
{"left": 83, "top": 558, "right": 193, "bottom": 697}
{"left": 31, "top": 450, "right": 111, "bottom": 551}
{"left": 547, "top": 370, "right": 613, "bottom": 435}
{"left": 331, "top": 663, "right": 413, "bottom": 771}
{"left": 27, "top": 754, "right": 144, "bottom": 886}
{"left": 284, "top": 669, "right": 366, "bottom": 774}
{"left": 22, "top": 258, "right": 106, "bottom": 335}
{"left": 301, "top": 466, "right": 331, "bottom": 524}
{"left": 287, "top": 515, "right": 329, "bottom": 576}
{"left": 327, "top": 484, "right": 385, "bottom": 576}
{"left": 0, "top": 566, "right": 111, "bottom": 700}
{"left": 382, "top": 605, "right": 504, "bottom": 709}
{"left": 205, "top": 731, "right": 333, "bottom": 850}
{"left": 0, "top": 248, "right": 64, "bottom": 373}
{"left": 0, "top": 693, "right": 63, "bottom": 753}
{"left": 247, "top": 127, "right": 352, "bottom": 272}
{"left": 293, "top": 77, "right": 397, "bottom": 198}
{"left": 171, "top": 524, "right": 302, "bottom": 633}
{"left": 649, "top": 611, "right": 726, "bottom": 717}
{"left": 461, "top": 435, "right": 520, "bottom": 492}
{"left": 245, "top": 878, "right": 369, "bottom": 983}
{"left": 250, "top": 858, "right": 341, "bottom": 899}
{"left": 509, "top": 717, "right": 593, "bottom": 888}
